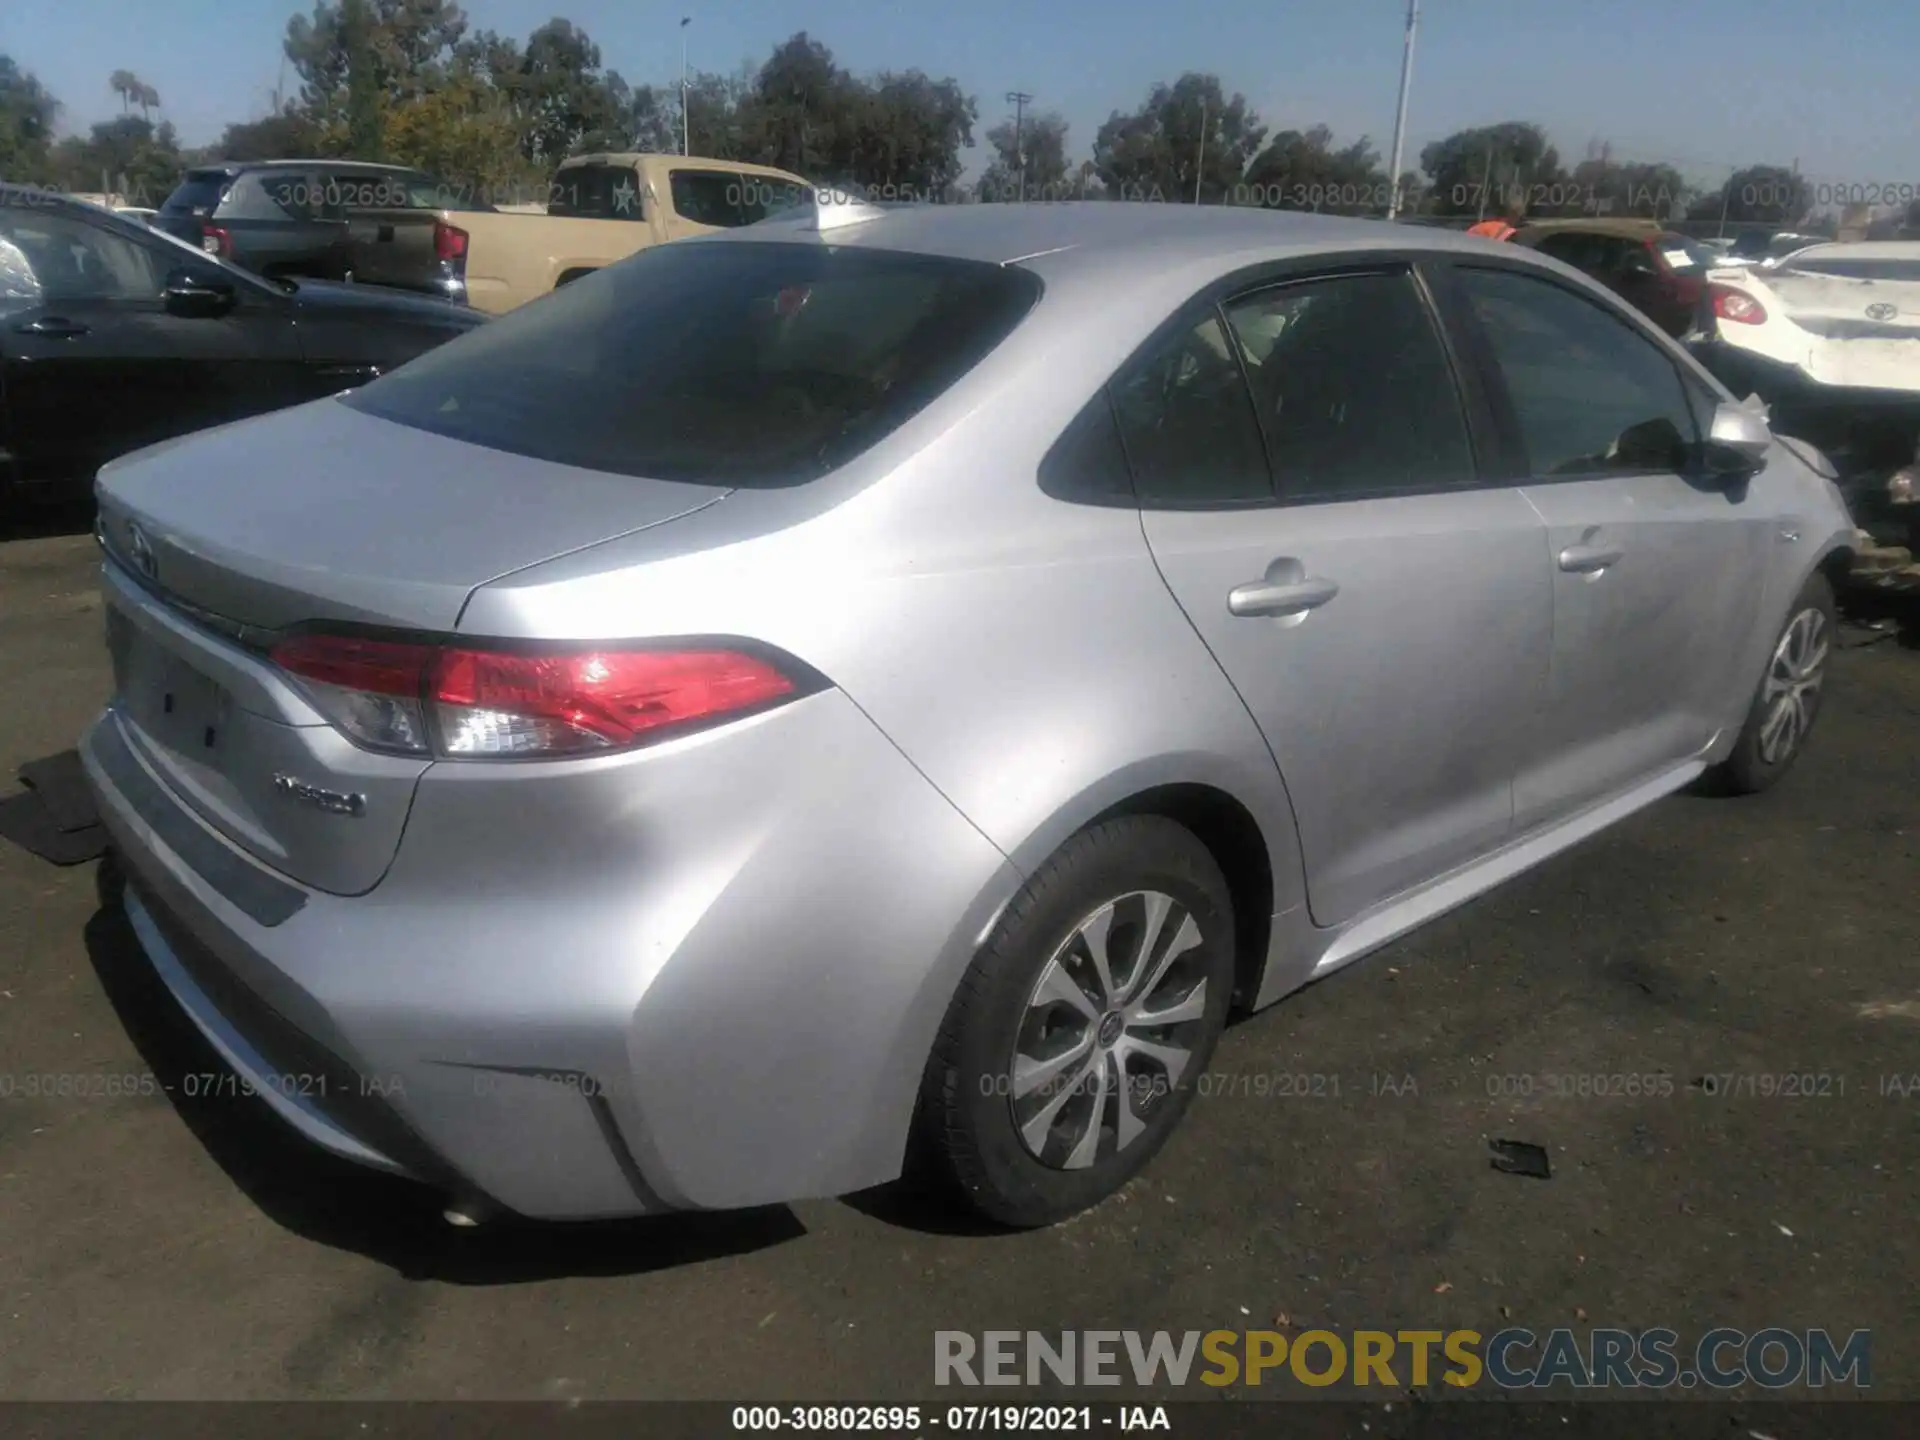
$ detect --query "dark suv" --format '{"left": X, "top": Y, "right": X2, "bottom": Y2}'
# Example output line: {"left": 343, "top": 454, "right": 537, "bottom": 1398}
{"left": 154, "top": 160, "right": 494, "bottom": 303}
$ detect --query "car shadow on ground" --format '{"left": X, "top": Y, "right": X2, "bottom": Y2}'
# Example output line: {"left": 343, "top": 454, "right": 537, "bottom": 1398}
{"left": 80, "top": 892, "right": 809, "bottom": 1283}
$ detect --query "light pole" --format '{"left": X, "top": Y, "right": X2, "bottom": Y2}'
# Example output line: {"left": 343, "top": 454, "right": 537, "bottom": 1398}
{"left": 680, "top": 17, "right": 691, "bottom": 156}
{"left": 1384, "top": 0, "right": 1420, "bottom": 220}
{"left": 1006, "top": 91, "right": 1032, "bottom": 201}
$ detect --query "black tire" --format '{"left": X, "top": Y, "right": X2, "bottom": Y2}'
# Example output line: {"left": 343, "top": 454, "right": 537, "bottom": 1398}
{"left": 916, "top": 815, "right": 1235, "bottom": 1228}
{"left": 1709, "top": 570, "right": 1836, "bottom": 795}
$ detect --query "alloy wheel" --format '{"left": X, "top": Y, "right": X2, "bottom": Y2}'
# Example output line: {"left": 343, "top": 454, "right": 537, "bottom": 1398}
{"left": 1007, "top": 890, "right": 1212, "bottom": 1170}
{"left": 1758, "top": 606, "right": 1829, "bottom": 765}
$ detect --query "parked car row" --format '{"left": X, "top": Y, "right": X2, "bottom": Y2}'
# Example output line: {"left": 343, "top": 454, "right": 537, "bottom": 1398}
{"left": 151, "top": 153, "right": 811, "bottom": 314}
{"left": 0, "top": 185, "right": 485, "bottom": 500}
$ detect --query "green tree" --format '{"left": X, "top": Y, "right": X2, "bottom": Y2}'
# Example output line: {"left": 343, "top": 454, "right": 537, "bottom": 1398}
{"left": 343, "top": 0, "right": 384, "bottom": 158}
{"left": 978, "top": 109, "right": 1069, "bottom": 202}
{"left": 1243, "top": 125, "right": 1389, "bottom": 212}
{"left": 1686, "top": 164, "right": 1807, "bottom": 226}
{"left": 0, "top": 55, "right": 61, "bottom": 184}
{"left": 1092, "top": 74, "right": 1267, "bottom": 203}
{"left": 1420, "top": 121, "right": 1563, "bottom": 218}
{"left": 46, "top": 115, "right": 184, "bottom": 205}
{"left": 211, "top": 108, "right": 322, "bottom": 163}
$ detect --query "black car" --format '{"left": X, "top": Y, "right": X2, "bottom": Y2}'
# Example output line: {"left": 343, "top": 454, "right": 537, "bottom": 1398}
{"left": 153, "top": 159, "right": 494, "bottom": 301}
{"left": 0, "top": 186, "right": 486, "bottom": 499}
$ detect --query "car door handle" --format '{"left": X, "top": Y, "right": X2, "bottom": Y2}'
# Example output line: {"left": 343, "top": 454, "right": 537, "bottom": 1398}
{"left": 14, "top": 317, "right": 89, "bottom": 338}
{"left": 1228, "top": 576, "right": 1340, "bottom": 618}
{"left": 1557, "top": 543, "right": 1624, "bottom": 574}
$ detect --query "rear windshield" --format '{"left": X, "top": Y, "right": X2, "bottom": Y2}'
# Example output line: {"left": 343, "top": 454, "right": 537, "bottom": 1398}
{"left": 548, "top": 164, "right": 648, "bottom": 220}
{"left": 161, "top": 172, "right": 233, "bottom": 216}
{"left": 343, "top": 241, "right": 1044, "bottom": 486}
{"left": 1783, "top": 256, "right": 1920, "bottom": 281}
{"left": 1654, "top": 235, "right": 1719, "bottom": 271}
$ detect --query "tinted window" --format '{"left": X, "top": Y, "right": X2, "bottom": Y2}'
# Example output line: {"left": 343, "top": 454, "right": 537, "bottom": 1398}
{"left": 344, "top": 242, "right": 1042, "bottom": 486}
{"left": 1460, "top": 267, "right": 1698, "bottom": 476}
{"left": 1536, "top": 232, "right": 1598, "bottom": 269}
{"left": 318, "top": 167, "right": 487, "bottom": 213}
{"left": 1654, "top": 235, "right": 1718, "bottom": 271}
{"left": 0, "top": 210, "right": 162, "bottom": 302}
{"left": 669, "top": 169, "right": 773, "bottom": 228}
{"left": 548, "top": 164, "right": 647, "bottom": 221}
{"left": 1223, "top": 271, "right": 1474, "bottom": 500}
{"left": 161, "top": 171, "right": 233, "bottom": 216}
{"left": 227, "top": 173, "right": 313, "bottom": 220}
{"left": 1109, "top": 312, "right": 1271, "bottom": 506}
{"left": 1038, "top": 390, "right": 1134, "bottom": 505}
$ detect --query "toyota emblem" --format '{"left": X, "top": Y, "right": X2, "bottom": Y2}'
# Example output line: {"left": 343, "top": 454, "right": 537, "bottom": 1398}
{"left": 1866, "top": 302, "right": 1898, "bottom": 321}
{"left": 126, "top": 522, "right": 157, "bottom": 580}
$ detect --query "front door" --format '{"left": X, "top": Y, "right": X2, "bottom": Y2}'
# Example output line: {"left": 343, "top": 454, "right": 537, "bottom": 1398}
{"left": 1121, "top": 265, "right": 1553, "bottom": 928}
{"left": 0, "top": 204, "right": 304, "bottom": 490}
{"left": 1446, "top": 262, "right": 1772, "bottom": 830}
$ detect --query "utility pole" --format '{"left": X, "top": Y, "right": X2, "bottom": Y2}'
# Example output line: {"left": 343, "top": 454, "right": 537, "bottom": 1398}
{"left": 1477, "top": 140, "right": 1494, "bottom": 220}
{"left": 1385, "top": 0, "right": 1420, "bottom": 220}
{"left": 1006, "top": 91, "right": 1033, "bottom": 201}
{"left": 1194, "top": 99, "right": 1208, "bottom": 203}
{"left": 680, "top": 17, "right": 691, "bottom": 156}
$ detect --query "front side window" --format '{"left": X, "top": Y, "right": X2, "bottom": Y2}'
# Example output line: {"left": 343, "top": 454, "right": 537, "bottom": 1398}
{"left": 1458, "top": 266, "right": 1698, "bottom": 477}
{"left": 344, "top": 241, "right": 1042, "bottom": 486}
{"left": 1223, "top": 271, "right": 1474, "bottom": 501}
{"left": 0, "top": 210, "right": 161, "bottom": 303}
{"left": 1109, "top": 312, "right": 1272, "bottom": 506}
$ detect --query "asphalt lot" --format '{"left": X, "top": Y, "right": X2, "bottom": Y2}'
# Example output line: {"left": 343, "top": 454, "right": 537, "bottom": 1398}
{"left": 0, "top": 517, "right": 1916, "bottom": 1403}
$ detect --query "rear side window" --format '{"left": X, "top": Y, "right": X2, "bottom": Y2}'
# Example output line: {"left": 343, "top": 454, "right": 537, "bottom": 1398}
{"left": 1459, "top": 266, "right": 1698, "bottom": 477}
{"left": 223, "top": 173, "right": 312, "bottom": 220}
{"left": 670, "top": 169, "right": 779, "bottom": 228}
{"left": 1039, "top": 390, "right": 1134, "bottom": 505}
{"left": 1110, "top": 312, "right": 1272, "bottom": 506}
{"left": 343, "top": 242, "right": 1043, "bottom": 486}
{"left": 161, "top": 172, "right": 233, "bottom": 217}
{"left": 549, "top": 165, "right": 646, "bottom": 221}
{"left": 1222, "top": 271, "right": 1474, "bottom": 501}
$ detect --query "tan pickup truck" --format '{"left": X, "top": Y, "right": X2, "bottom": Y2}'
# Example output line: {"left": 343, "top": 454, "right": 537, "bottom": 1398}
{"left": 443, "top": 153, "right": 813, "bottom": 315}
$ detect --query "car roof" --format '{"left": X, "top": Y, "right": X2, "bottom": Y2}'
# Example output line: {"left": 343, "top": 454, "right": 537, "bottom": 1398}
{"left": 187, "top": 159, "right": 426, "bottom": 174}
{"left": 709, "top": 200, "right": 1527, "bottom": 271}
{"left": 1513, "top": 218, "right": 1667, "bottom": 238}
{"left": 1779, "top": 240, "right": 1920, "bottom": 260}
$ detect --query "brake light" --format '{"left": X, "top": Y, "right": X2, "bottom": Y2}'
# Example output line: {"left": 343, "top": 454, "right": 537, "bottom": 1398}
{"left": 434, "top": 219, "right": 468, "bottom": 263}
{"left": 1711, "top": 285, "right": 1767, "bottom": 325}
{"left": 201, "top": 224, "right": 232, "bottom": 257}
{"left": 269, "top": 633, "right": 800, "bottom": 759}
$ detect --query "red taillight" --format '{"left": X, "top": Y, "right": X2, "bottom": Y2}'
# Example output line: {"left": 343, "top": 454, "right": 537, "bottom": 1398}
{"left": 269, "top": 633, "right": 799, "bottom": 759}
{"left": 201, "top": 223, "right": 232, "bottom": 257}
{"left": 1711, "top": 285, "right": 1767, "bottom": 325}
{"left": 434, "top": 219, "right": 468, "bottom": 263}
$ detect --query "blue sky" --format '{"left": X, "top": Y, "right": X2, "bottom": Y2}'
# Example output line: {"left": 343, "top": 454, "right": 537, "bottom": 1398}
{"left": 4, "top": 0, "right": 1915, "bottom": 187}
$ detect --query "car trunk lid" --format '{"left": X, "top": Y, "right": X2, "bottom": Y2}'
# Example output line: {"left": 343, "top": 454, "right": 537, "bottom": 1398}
{"left": 93, "top": 400, "right": 729, "bottom": 893}
{"left": 94, "top": 398, "right": 729, "bottom": 634}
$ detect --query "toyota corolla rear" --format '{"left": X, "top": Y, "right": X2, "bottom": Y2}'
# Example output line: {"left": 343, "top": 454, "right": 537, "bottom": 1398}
{"left": 80, "top": 237, "right": 1044, "bottom": 1218}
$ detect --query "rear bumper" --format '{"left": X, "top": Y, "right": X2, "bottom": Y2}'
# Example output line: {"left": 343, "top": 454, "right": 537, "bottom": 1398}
{"left": 80, "top": 691, "right": 1018, "bottom": 1220}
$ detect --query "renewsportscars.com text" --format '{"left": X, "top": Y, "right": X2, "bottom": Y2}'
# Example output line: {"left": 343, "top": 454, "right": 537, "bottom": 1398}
{"left": 934, "top": 1328, "right": 1871, "bottom": 1390}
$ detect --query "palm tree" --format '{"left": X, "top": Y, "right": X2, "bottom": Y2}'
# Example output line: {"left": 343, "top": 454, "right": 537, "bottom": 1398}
{"left": 109, "top": 69, "right": 138, "bottom": 114}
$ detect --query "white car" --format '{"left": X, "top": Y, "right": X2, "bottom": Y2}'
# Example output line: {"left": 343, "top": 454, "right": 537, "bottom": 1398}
{"left": 1703, "top": 242, "right": 1920, "bottom": 397}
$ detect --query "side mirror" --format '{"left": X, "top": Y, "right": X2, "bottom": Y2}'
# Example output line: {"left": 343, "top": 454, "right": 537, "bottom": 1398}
{"left": 1698, "top": 400, "right": 1772, "bottom": 478}
{"left": 163, "top": 266, "right": 236, "bottom": 318}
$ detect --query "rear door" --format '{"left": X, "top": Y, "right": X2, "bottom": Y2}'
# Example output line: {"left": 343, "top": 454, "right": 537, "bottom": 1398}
{"left": 1445, "top": 261, "right": 1772, "bottom": 828}
{"left": 0, "top": 204, "right": 304, "bottom": 488}
{"left": 1127, "top": 262, "right": 1552, "bottom": 928}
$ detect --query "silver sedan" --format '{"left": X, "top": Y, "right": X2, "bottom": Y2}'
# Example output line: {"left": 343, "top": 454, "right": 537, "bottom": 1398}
{"left": 82, "top": 200, "right": 1855, "bottom": 1228}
